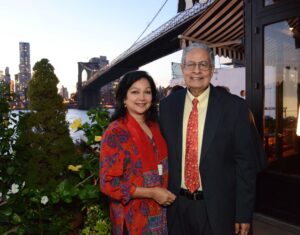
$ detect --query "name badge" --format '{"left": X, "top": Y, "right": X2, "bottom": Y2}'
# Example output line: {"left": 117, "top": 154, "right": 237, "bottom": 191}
{"left": 157, "top": 164, "right": 163, "bottom": 176}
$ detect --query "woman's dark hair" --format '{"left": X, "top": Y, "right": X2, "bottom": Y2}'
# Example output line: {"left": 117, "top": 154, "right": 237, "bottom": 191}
{"left": 110, "top": 70, "right": 158, "bottom": 122}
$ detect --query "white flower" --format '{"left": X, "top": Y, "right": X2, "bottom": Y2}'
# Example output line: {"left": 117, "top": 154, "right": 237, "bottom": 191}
{"left": 41, "top": 196, "right": 49, "bottom": 205}
{"left": 9, "top": 147, "right": 13, "bottom": 155}
{"left": 80, "top": 135, "right": 88, "bottom": 143}
{"left": 90, "top": 144, "right": 100, "bottom": 149}
{"left": 70, "top": 118, "right": 82, "bottom": 130}
{"left": 11, "top": 183, "right": 19, "bottom": 194}
{"left": 0, "top": 192, "right": 2, "bottom": 198}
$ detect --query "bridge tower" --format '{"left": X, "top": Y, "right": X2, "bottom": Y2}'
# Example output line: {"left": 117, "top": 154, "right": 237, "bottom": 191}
{"left": 77, "top": 56, "right": 108, "bottom": 109}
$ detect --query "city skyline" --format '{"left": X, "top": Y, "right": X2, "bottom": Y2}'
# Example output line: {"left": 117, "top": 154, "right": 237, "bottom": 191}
{"left": 0, "top": 0, "right": 182, "bottom": 94}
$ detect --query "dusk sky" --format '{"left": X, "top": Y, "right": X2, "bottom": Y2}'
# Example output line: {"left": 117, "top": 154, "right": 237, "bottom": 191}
{"left": 0, "top": 0, "right": 182, "bottom": 94}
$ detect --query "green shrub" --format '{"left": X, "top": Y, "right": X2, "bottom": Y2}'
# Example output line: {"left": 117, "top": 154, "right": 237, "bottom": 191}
{"left": 70, "top": 107, "right": 111, "bottom": 234}
{"left": 0, "top": 61, "right": 111, "bottom": 234}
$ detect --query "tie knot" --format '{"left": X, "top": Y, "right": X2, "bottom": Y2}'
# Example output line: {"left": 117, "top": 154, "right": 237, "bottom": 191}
{"left": 192, "top": 98, "right": 198, "bottom": 107}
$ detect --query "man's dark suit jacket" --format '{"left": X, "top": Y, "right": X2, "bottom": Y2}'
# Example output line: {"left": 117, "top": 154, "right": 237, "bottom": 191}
{"left": 159, "top": 85, "right": 260, "bottom": 235}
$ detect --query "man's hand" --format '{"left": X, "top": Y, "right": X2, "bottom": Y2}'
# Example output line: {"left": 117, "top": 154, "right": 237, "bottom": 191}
{"left": 235, "top": 223, "right": 250, "bottom": 235}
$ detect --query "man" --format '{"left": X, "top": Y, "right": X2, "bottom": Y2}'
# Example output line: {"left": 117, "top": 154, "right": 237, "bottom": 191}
{"left": 159, "top": 42, "right": 263, "bottom": 235}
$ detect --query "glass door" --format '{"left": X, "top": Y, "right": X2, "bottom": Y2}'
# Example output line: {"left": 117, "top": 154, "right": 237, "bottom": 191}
{"left": 264, "top": 17, "right": 300, "bottom": 175}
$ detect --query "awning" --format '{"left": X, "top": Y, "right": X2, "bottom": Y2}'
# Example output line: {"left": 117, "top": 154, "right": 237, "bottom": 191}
{"left": 179, "top": 0, "right": 244, "bottom": 61}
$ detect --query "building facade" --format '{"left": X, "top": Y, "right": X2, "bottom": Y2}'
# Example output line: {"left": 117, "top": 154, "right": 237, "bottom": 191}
{"left": 59, "top": 85, "right": 69, "bottom": 100}
{"left": 100, "top": 79, "right": 120, "bottom": 107}
{"left": 4, "top": 67, "right": 11, "bottom": 84}
{"left": 16, "top": 42, "right": 31, "bottom": 101}
{"left": 0, "top": 70, "right": 3, "bottom": 82}
{"left": 245, "top": 0, "right": 300, "bottom": 226}
{"left": 176, "top": 0, "right": 300, "bottom": 226}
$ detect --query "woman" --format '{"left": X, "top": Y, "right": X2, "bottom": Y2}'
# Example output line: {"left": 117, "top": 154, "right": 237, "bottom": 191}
{"left": 100, "top": 70, "right": 176, "bottom": 235}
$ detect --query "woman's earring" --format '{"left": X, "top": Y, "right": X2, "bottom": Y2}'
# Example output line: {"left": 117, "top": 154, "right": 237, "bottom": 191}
{"left": 124, "top": 103, "right": 127, "bottom": 108}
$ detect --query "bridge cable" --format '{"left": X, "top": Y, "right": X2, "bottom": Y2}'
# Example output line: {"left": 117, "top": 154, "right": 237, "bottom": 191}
{"left": 128, "top": 0, "right": 169, "bottom": 50}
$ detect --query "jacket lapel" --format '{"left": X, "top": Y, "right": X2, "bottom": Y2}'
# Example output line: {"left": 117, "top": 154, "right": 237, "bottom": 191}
{"left": 175, "top": 89, "right": 187, "bottom": 163}
{"left": 201, "top": 85, "right": 222, "bottom": 163}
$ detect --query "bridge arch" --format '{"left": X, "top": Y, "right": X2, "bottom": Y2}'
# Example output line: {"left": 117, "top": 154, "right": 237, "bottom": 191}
{"left": 77, "top": 57, "right": 109, "bottom": 109}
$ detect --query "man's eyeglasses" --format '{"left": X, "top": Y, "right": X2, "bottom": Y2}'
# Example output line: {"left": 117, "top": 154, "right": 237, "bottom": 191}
{"left": 183, "top": 61, "right": 212, "bottom": 71}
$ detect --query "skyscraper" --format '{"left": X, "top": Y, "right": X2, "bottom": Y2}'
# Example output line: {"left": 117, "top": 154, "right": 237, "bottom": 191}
{"left": 59, "top": 85, "right": 69, "bottom": 100}
{"left": 0, "top": 70, "right": 3, "bottom": 81}
{"left": 4, "top": 67, "right": 11, "bottom": 84}
{"left": 17, "top": 42, "right": 31, "bottom": 101}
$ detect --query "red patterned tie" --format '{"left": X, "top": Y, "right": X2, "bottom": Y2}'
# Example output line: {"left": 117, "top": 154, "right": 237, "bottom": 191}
{"left": 185, "top": 98, "right": 200, "bottom": 193}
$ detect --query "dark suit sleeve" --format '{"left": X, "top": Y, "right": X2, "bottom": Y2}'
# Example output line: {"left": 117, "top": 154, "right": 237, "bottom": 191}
{"left": 158, "top": 101, "right": 164, "bottom": 131}
{"left": 159, "top": 99, "right": 167, "bottom": 139}
{"left": 233, "top": 102, "right": 257, "bottom": 222}
{"left": 249, "top": 111, "right": 267, "bottom": 172}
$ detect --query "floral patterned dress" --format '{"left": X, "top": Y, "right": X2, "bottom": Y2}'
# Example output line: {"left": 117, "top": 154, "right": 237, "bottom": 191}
{"left": 100, "top": 113, "right": 168, "bottom": 235}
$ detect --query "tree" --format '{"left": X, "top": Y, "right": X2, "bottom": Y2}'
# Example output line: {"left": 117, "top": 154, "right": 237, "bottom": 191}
{"left": 0, "top": 82, "right": 18, "bottom": 196}
{"left": 70, "top": 92, "right": 78, "bottom": 102}
{"left": 0, "top": 82, "right": 12, "bottom": 156}
{"left": 15, "top": 58, "right": 78, "bottom": 191}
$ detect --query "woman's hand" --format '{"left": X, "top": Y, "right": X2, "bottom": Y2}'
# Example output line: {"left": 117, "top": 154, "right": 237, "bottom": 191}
{"left": 132, "top": 186, "right": 176, "bottom": 206}
{"left": 151, "top": 187, "right": 176, "bottom": 206}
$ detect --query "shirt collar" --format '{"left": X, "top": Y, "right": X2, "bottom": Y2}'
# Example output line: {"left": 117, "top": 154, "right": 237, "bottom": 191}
{"left": 186, "top": 86, "right": 210, "bottom": 104}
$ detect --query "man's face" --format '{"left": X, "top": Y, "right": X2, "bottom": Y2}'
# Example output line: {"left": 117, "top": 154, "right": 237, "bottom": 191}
{"left": 181, "top": 48, "right": 214, "bottom": 97}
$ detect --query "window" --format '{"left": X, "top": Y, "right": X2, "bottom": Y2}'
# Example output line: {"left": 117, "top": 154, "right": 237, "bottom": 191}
{"left": 264, "top": 17, "right": 300, "bottom": 175}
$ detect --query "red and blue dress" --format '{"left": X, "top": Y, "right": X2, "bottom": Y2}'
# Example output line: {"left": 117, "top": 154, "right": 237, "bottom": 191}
{"left": 100, "top": 113, "right": 168, "bottom": 235}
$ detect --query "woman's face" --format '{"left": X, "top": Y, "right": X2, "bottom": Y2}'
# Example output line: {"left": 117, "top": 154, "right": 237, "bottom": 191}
{"left": 124, "top": 78, "right": 152, "bottom": 119}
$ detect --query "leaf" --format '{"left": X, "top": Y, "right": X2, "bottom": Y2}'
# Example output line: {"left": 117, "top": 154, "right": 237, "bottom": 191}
{"left": 64, "top": 197, "right": 73, "bottom": 203}
{"left": 78, "top": 189, "right": 88, "bottom": 200}
{"left": 12, "top": 213, "right": 22, "bottom": 224}
{"left": 79, "top": 170, "right": 86, "bottom": 179}
{"left": 6, "top": 166, "right": 15, "bottom": 175}
{"left": 30, "top": 196, "right": 39, "bottom": 203}
{"left": 0, "top": 207, "right": 13, "bottom": 216}
{"left": 51, "top": 192, "right": 60, "bottom": 204}
{"left": 57, "top": 180, "right": 72, "bottom": 193}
